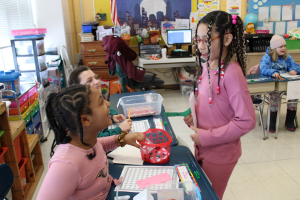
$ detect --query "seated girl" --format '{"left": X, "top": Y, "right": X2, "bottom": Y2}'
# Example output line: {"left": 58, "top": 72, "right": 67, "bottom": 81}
{"left": 37, "top": 85, "right": 145, "bottom": 199}
{"left": 260, "top": 35, "right": 300, "bottom": 132}
{"left": 68, "top": 66, "right": 132, "bottom": 137}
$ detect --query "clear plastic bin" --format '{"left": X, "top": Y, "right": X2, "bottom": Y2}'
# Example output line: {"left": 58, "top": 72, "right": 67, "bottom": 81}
{"left": 118, "top": 93, "right": 163, "bottom": 118}
{"left": 14, "top": 39, "right": 45, "bottom": 56}
{"left": 39, "top": 70, "right": 49, "bottom": 86}
{"left": 17, "top": 55, "right": 47, "bottom": 71}
{"left": 180, "top": 82, "right": 194, "bottom": 95}
{"left": 116, "top": 182, "right": 201, "bottom": 200}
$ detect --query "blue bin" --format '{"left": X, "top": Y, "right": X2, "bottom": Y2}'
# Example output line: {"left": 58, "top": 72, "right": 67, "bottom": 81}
{"left": 82, "top": 25, "right": 92, "bottom": 33}
{"left": 0, "top": 70, "right": 21, "bottom": 98}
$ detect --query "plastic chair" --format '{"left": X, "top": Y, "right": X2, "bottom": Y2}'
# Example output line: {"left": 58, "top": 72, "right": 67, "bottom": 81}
{"left": 0, "top": 164, "right": 14, "bottom": 200}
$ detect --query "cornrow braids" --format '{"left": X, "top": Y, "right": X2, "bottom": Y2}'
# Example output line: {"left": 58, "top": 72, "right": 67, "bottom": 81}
{"left": 195, "top": 11, "right": 247, "bottom": 104}
{"left": 206, "top": 22, "right": 212, "bottom": 104}
{"left": 46, "top": 85, "right": 95, "bottom": 159}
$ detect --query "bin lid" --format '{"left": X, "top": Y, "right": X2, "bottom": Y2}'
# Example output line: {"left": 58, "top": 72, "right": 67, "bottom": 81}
{"left": 82, "top": 21, "right": 99, "bottom": 26}
{"left": 0, "top": 70, "right": 21, "bottom": 82}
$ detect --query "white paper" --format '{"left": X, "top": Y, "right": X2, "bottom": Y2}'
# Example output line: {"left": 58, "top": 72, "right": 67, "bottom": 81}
{"left": 275, "top": 21, "right": 286, "bottom": 35}
{"left": 175, "top": 19, "right": 189, "bottom": 29}
{"left": 177, "top": 166, "right": 193, "bottom": 191}
{"left": 270, "top": 6, "right": 281, "bottom": 21}
{"left": 287, "top": 80, "right": 300, "bottom": 100}
{"left": 107, "top": 145, "right": 143, "bottom": 165}
{"left": 263, "top": 22, "right": 274, "bottom": 34}
{"left": 133, "top": 189, "right": 154, "bottom": 200}
{"left": 287, "top": 21, "right": 298, "bottom": 33}
{"left": 190, "top": 12, "right": 198, "bottom": 30}
{"left": 282, "top": 5, "right": 293, "bottom": 21}
{"left": 189, "top": 92, "right": 197, "bottom": 128}
{"left": 279, "top": 73, "right": 300, "bottom": 78}
{"left": 258, "top": 6, "right": 269, "bottom": 21}
{"left": 227, "top": 0, "right": 242, "bottom": 16}
{"left": 296, "top": 5, "right": 300, "bottom": 20}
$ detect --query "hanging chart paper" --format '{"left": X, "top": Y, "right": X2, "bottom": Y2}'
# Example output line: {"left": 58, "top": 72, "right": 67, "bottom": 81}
{"left": 258, "top": 6, "right": 269, "bottom": 22}
{"left": 263, "top": 22, "right": 274, "bottom": 34}
{"left": 282, "top": 5, "right": 293, "bottom": 21}
{"left": 275, "top": 21, "right": 286, "bottom": 35}
{"left": 270, "top": 6, "right": 281, "bottom": 21}
{"left": 296, "top": 5, "right": 300, "bottom": 20}
{"left": 197, "top": 0, "right": 220, "bottom": 18}
{"left": 227, "top": 0, "right": 242, "bottom": 16}
{"left": 287, "top": 21, "right": 298, "bottom": 33}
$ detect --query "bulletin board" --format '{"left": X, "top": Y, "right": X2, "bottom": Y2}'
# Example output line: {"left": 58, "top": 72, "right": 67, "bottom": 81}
{"left": 247, "top": 0, "right": 300, "bottom": 35}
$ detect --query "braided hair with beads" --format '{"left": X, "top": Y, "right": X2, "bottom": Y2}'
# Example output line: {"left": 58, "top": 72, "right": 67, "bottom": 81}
{"left": 194, "top": 11, "right": 247, "bottom": 104}
{"left": 46, "top": 84, "right": 96, "bottom": 159}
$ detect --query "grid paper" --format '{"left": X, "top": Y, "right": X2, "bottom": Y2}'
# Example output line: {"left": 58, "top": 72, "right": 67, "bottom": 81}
{"left": 108, "top": 120, "right": 150, "bottom": 133}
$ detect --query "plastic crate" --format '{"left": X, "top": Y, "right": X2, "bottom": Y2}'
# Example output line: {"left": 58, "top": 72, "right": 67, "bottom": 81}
{"left": 118, "top": 93, "right": 163, "bottom": 118}
{"left": 180, "top": 82, "right": 194, "bottom": 95}
{"left": 9, "top": 100, "right": 29, "bottom": 115}
{"left": 0, "top": 70, "right": 21, "bottom": 98}
{"left": 29, "top": 92, "right": 39, "bottom": 105}
{"left": 9, "top": 93, "right": 28, "bottom": 108}
{"left": 18, "top": 158, "right": 28, "bottom": 190}
{"left": 82, "top": 25, "right": 92, "bottom": 33}
{"left": 11, "top": 28, "right": 47, "bottom": 36}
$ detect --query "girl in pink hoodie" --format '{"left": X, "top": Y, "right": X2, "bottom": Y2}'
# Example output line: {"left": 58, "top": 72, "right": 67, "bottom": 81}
{"left": 184, "top": 11, "right": 256, "bottom": 199}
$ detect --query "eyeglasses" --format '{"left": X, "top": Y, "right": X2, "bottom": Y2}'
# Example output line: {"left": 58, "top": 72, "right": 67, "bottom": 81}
{"left": 193, "top": 33, "right": 229, "bottom": 46}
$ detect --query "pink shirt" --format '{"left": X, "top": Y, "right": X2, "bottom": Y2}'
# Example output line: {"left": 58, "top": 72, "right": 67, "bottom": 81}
{"left": 195, "top": 62, "right": 256, "bottom": 165}
{"left": 37, "top": 136, "right": 118, "bottom": 200}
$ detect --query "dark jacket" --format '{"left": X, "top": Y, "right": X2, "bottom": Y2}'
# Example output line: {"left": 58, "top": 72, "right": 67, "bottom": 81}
{"left": 102, "top": 35, "right": 145, "bottom": 82}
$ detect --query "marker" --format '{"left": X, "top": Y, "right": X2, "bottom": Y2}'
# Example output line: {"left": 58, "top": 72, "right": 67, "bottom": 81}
{"left": 250, "top": 80, "right": 254, "bottom": 82}
{"left": 128, "top": 107, "right": 131, "bottom": 119}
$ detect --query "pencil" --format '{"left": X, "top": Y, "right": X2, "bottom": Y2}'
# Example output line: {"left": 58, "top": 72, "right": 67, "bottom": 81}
{"left": 278, "top": 75, "right": 284, "bottom": 80}
{"left": 128, "top": 108, "right": 131, "bottom": 119}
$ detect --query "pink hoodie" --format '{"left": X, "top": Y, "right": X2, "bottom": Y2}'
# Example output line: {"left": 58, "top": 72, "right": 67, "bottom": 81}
{"left": 195, "top": 62, "right": 256, "bottom": 165}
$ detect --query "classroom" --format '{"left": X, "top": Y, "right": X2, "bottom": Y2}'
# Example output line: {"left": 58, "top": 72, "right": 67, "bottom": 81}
{"left": 1, "top": 0, "right": 300, "bottom": 199}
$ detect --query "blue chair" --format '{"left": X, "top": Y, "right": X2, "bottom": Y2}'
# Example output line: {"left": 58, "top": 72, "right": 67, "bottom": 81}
{"left": 0, "top": 164, "right": 14, "bottom": 200}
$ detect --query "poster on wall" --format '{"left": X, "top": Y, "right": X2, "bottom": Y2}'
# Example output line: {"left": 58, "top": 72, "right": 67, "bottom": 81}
{"left": 161, "top": 21, "right": 176, "bottom": 46}
{"left": 115, "top": 0, "right": 191, "bottom": 36}
{"left": 227, "top": 0, "right": 242, "bottom": 16}
{"left": 197, "top": 0, "right": 220, "bottom": 18}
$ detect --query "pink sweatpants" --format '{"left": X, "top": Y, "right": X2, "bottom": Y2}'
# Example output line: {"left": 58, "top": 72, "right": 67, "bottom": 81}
{"left": 198, "top": 159, "right": 238, "bottom": 200}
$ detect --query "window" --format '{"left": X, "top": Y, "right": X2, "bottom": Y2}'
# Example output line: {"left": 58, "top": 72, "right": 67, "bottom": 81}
{"left": 0, "top": 0, "right": 34, "bottom": 71}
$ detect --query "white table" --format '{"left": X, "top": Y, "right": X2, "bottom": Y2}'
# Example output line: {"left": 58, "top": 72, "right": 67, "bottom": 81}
{"left": 138, "top": 56, "right": 196, "bottom": 69}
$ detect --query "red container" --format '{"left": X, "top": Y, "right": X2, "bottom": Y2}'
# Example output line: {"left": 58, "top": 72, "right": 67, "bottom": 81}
{"left": 11, "top": 28, "right": 47, "bottom": 36}
{"left": 0, "top": 147, "right": 8, "bottom": 164}
{"left": 18, "top": 158, "right": 28, "bottom": 190}
{"left": 9, "top": 100, "right": 29, "bottom": 115}
{"left": 256, "top": 30, "right": 269, "bottom": 34}
{"left": 138, "top": 129, "right": 173, "bottom": 164}
{"left": 14, "top": 132, "right": 23, "bottom": 164}
{"left": 29, "top": 92, "right": 39, "bottom": 105}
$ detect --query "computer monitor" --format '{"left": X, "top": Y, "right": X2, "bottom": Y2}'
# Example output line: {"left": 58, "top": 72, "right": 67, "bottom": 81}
{"left": 167, "top": 29, "right": 192, "bottom": 49}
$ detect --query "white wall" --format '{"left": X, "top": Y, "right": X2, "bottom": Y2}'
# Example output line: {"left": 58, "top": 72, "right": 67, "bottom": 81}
{"left": 32, "top": 0, "right": 73, "bottom": 65}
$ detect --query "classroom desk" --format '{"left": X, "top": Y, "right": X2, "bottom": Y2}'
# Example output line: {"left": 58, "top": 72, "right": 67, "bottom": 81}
{"left": 110, "top": 91, "right": 178, "bottom": 146}
{"left": 138, "top": 56, "right": 196, "bottom": 69}
{"left": 107, "top": 146, "right": 219, "bottom": 200}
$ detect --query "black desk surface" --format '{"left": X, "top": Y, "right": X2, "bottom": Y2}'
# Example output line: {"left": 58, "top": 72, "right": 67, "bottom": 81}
{"left": 107, "top": 146, "right": 219, "bottom": 200}
{"left": 110, "top": 91, "right": 178, "bottom": 146}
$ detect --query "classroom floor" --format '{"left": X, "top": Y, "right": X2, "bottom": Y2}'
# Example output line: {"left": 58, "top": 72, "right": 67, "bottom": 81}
{"left": 32, "top": 89, "right": 300, "bottom": 200}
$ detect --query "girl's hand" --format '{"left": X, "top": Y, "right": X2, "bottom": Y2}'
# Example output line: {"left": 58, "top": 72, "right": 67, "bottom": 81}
{"left": 272, "top": 73, "right": 280, "bottom": 79}
{"left": 119, "top": 119, "right": 132, "bottom": 132}
{"left": 190, "top": 126, "right": 201, "bottom": 146}
{"left": 289, "top": 70, "right": 297, "bottom": 75}
{"left": 184, "top": 114, "right": 194, "bottom": 127}
{"left": 112, "top": 114, "right": 126, "bottom": 123}
{"left": 123, "top": 132, "right": 145, "bottom": 148}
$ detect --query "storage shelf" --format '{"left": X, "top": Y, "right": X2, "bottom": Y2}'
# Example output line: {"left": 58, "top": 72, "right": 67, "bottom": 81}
{"left": 27, "top": 134, "right": 39, "bottom": 153}
{"left": 0, "top": 102, "right": 6, "bottom": 115}
{"left": 10, "top": 120, "right": 25, "bottom": 142}
{"left": 24, "top": 165, "right": 44, "bottom": 200}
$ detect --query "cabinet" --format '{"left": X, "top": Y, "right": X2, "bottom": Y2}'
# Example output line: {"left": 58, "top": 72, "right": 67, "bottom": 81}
{"left": 0, "top": 102, "right": 44, "bottom": 200}
{"left": 11, "top": 37, "right": 49, "bottom": 87}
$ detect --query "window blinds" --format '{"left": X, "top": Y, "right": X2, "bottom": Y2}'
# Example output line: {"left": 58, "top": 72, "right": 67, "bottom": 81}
{"left": 0, "top": 0, "right": 34, "bottom": 48}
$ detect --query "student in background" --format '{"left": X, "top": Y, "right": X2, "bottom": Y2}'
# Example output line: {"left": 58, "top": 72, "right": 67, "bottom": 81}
{"left": 260, "top": 35, "right": 300, "bottom": 132}
{"left": 184, "top": 11, "right": 256, "bottom": 199}
{"left": 69, "top": 66, "right": 132, "bottom": 137}
{"left": 37, "top": 85, "right": 145, "bottom": 199}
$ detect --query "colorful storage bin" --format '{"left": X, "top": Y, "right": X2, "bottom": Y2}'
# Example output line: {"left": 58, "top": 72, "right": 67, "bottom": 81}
{"left": 9, "top": 107, "right": 31, "bottom": 121}
{"left": 24, "top": 114, "right": 31, "bottom": 125}
{"left": 0, "top": 147, "right": 8, "bottom": 164}
{"left": 28, "top": 85, "right": 37, "bottom": 98}
{"left": 9, "top": 100, "right": 29, "bottom": 115}
{"left": 18, "top": 158, "right": 28, "bottom": 190}
{"left": 29, "top": 92, "right": 38, "bottom": 105}
{"left": 32, "top": 111, "right": 41, "bottom": 127}
{"left": 9, "top": 93, "right": 28, "bottom": 108}
{"left": 26, "top": 122, "right": 34, "bottom": 135}
{"left": 35, "top": 123, "right": 43, "bottom": 140}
